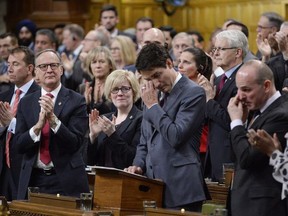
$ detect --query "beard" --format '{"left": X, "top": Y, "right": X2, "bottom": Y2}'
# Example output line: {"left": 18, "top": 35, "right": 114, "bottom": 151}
{"left": 18, "top": 38, "right": 33, "bottom": 47}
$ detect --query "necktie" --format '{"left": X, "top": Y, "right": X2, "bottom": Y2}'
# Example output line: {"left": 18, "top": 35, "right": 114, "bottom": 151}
{"left": 217, "top": 74, "right": 227, "bottom": 96}
{"left": 40, "top": 93, "right": 54, "bottom": 165}
{"left": 5, "top": 89, "right": 22, "bottom": 167}
{"left": 159, "top": 93, "right": 169, "bottom": 107}
{"left": 248, "top": 110, "right": 261, "bottom": 129}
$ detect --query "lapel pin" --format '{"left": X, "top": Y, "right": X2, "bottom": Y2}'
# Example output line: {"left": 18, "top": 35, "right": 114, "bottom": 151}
{"left": 129, "top": 115, "right": 133, "bottom": 119}
{"left": 58, "top": 102, "right": 62, "bottom": 106}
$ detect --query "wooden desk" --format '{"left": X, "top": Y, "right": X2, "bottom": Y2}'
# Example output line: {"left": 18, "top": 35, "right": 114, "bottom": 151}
{"left": 145, "top": 208, "right": 204, "bottom": 216}
{"left": 206, "top": 183, "right": 229, "bottom": 205}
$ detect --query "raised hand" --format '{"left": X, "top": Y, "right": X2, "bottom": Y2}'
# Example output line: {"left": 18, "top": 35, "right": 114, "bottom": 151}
{"left": 89, "top": 109, "right": 102, "bottom": 142}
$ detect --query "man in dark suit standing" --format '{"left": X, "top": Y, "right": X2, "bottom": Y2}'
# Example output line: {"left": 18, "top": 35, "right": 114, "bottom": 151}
{"left": 0, "top": 46, "right": 39, "bottom": 200}
{"left": 125, "top": 43, "right": 207, "bottom": 211}
{"left": 227, "top": 60, "right": 288, "bottom": 216}
{"left": 15, "top": 49, "right": 89, "bottom": 199}
{"left": 199, "top": 30, "right": 248, "bottom": 181}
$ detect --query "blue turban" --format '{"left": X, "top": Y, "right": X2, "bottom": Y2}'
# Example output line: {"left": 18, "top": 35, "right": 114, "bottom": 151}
{"left": 16, "top": 19, "right": 37, "bottom": 37}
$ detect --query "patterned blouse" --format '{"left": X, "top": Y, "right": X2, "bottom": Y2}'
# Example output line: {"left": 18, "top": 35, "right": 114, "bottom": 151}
{"left": 270, "top": 148, "right": 288, "bottom": 199}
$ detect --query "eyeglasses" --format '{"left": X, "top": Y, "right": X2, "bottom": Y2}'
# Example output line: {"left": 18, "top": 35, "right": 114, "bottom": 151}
{"left": 212, "top": 47, "right": 238, "bottom": 53}
{"left": 111, "top": 86, "right": 132, "bottom": 94}
{"left": 36, "top": 63, "right": 61, "bottom": 71}
{"left": 257, "top": 25, "right": 273, "bottom": 30}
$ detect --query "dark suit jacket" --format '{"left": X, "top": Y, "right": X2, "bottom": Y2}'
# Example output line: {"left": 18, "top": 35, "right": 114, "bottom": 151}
{"left": 88, "top": 105, "right": 142, "bottom": 169}
{"left": 267, "top": 54, "right": 288, "bottom": 92}
{"left": 0, "top": 81, "right": 39, "bottom": 198}
{"left": 133, "top": 76, "right": 207, "bottom": 208}
{"left": 205, "top": 65, "right": 242, "bottom": 181}
{"left": 230, "top": 95, "right": 288, "bottom": 216}
{"left": 15, "top": 86, "right": 89, "bottom": 199}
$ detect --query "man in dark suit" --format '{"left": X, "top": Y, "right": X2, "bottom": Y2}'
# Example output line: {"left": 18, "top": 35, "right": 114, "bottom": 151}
{"left": 125, "top": 43, "right": 207, "bottom": 211}
{"left": 61, "top": 24, "right": 85, "bottom": 91}
{"left": 0, "top": 46, "right": 39, "bottom": 200}
{"left": 99, "top": 4, "right": 135, "bottom": 41}
{"left": 266, "top": 21, "right": 288, "bottom": 92}
{"left": 15, "top": 49, "right": 89, "bottom": 199}
{"left": 199, "top": 30, "right": 248, "bottom": 181}
{"left": 227, "top": 60, "right": 288, "bottom": 216}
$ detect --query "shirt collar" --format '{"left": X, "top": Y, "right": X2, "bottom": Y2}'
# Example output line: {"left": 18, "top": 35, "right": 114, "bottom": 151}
{"left": 73, "top": 44, "right": 83, "bottom": 58}
{"left": 41, "top": 83, "right": 62, "bottom": 99}
{"left": 260, "top": 91, "right": 281, "bottom": 113}
{"left": 224, "top": 63, "right": 242, "bottom": 78}
{"left": 15, "top": 79, "right": 34, "bottom": 95}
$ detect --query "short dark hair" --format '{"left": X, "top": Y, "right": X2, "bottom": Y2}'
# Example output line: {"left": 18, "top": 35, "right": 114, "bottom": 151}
{"left": 100, "top": 4, "right": 118, "bottom": 19}
{"left": 11, "top": 46, "right": 34, "bottom": 65}
{"left": 262, "top": 12, "right": 284, "bottom": 31}
{"left": 136, "top": 17, "right": 154, "bottom": 28}
{"left": 187, "top": 30, "right": 204, "bottom": 42}
{"left": 36, "top": 29, "right": 57, "bottom": 44}
{"left": 226, "top": 21, "right": 249, "bottom": 38}
{"left": 159, "top": 25, "right": 177, "bottom": 39}
{"left": 136, "top": 43, "right": 172, "bottom": 72}
{"left": 53, "top": 23, "right": 66, "bottom": 30}
{"left": 182, "top": 47, "right": 212, "bottom": 79}
{"left": 10, "top": 46, "right": 35, "bottom": 75}
{"left": 0, "top": 32, "right": 18, "bottom": 46}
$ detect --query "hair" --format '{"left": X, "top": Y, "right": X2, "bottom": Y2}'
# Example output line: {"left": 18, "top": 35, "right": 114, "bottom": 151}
{"left": 136, "top": 43, "right": 172, "bottom": 72}
{"left": 104, "top": 69, "right": 140, "bottom": 103}
{"left": 111, "top": 35, "right": 136, "bottom": 66}
{"left": 95, "top": 30, "right": 110, "bottom": 47}
{"left": 63, "top": 24, "right": 84, "bottom": 41}
{"left": 182, "top": 47, "right": 212, "bottom": 80}
{"left": 215, "top": 29, "right": 249, "bottom": 59}
{"left": 172, "top": 32, "right": 194, "bottom": 47}
{"left": 35, "top": 49, "right": 61, "bottom": 63}
{"left": 36, "top": 29, "right": 57, "bottom": 44}
{"left": 159, "top": 25, "right": 177, "bottom": 39}
{"left": 85, "top": 46, "right": 116, "bottom": 75}
{"left": 0, "top": 32, "right": 18, "bottom": 46}
{"left": 100, "top": 4, "right": 118, "bottom": 18}
{"left": 243, "top": 60, "right": 274, "bottom": 85}
{"left": 136, "top": 17, "right": 154, "bottom": 27}
{"left": 187, "top": 30, "right": 204, "bottom": 43}
{"left": 262, "top": 12, "right": 284, "bottom": 31}
{"left": 226, "top": 21, "right": 249, "bottom": 38}
{"left": 53, "top": 23, "right": 66, "bottom": 30}
{"left": 10, "top": 46, "right": 35, "bottom": 75}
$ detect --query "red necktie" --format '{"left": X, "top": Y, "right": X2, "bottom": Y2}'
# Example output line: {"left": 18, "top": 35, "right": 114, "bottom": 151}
{"left": 40, "top": 93, "right": 54, "bottom": 165}
{"left": 216, "top": 74, "right": 227, "bottom": 96}
{"left": 5, "top": 89, "right": 22, "bottom": 167}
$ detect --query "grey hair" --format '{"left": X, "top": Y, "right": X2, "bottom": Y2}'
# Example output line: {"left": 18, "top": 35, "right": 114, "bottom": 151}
{"left": 216, "top": 29, "right": 249, "bottom": 59}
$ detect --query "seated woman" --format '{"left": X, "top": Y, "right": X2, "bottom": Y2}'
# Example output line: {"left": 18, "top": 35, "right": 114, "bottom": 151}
{"left": 88, "top": 70, "right": 142, "bottom": 169}
{"left": 110, "top": 35, "right": 137, "bottom": 72}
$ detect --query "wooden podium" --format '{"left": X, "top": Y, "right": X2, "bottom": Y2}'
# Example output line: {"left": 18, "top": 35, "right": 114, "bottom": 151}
{"left": 9, "top": 167, "right": 164, "bottom": 216}
{"left": 93, "top": 166, "right": 164, "bottom": 215}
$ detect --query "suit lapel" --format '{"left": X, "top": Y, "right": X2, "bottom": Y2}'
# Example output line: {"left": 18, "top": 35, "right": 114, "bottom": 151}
{"left": 251, "top": 96, "right": 283, "bottom": 128}
{"left": 116, "top": 106, "right": 138, "bottom": 136}
{"left": 218, "top": 64, "right": 242, "bottom": 97}
{"left": 54, "top": 86, "right": 69, "bottom": 117}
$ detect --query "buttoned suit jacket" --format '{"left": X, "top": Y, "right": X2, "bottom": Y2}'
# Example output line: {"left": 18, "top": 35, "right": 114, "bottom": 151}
{"left": 88, "top": 105, "right": 142, "bottom": 169}
{"left": 132, "top": 75, "right": 207, "bottom": 208}
{"left": 267, "top": 54, "right": 288, "bottom": 92}
{"left": 205, "top": 64, "right": 242, "bottom": 181}
{"left": 0, "top": 81, "right": 39, "bottom": 196}
{"left": 230, "top": 94, "right": 288, "bottom": 216}
{"left": 15, "top": 86, "right": 89, "bottom": 199}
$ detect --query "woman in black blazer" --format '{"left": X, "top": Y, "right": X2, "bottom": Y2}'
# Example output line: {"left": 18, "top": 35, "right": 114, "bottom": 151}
{"left": 88, "top": 69, "right": 142, "bottom": 169}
